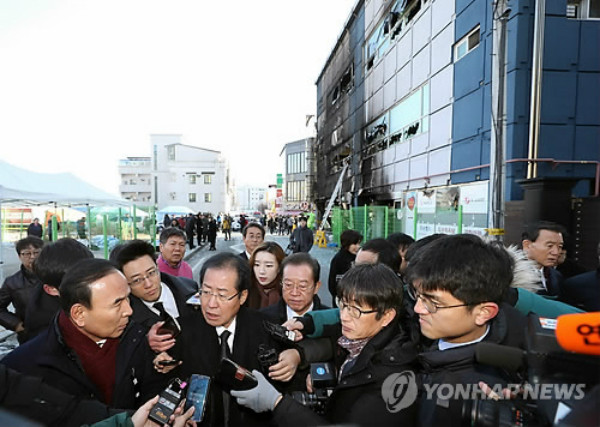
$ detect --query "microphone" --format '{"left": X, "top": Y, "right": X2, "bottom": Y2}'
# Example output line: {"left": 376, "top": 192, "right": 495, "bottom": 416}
{"left": 475, "top": 342, "right": 526, "bottom": 373}
{"left": 556, "top": 312, "right": 600, "bottom": 356}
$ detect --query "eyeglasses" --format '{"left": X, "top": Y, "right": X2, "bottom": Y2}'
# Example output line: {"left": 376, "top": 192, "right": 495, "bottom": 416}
{"left": 129, "top": 268, "right": 159, "bottom": 286}
{"left": 406, "top": 285, "right": 473, "bottom": 314}
{"left": 339, "top": 300, "right": 378, "bottom": 319}
{"left": 20, "top": 250, "right": 41, "bottom": 258}
{"left": 200, "top": 289, "right": 240, "bottom": 303}
{"left": 282, "top": 281, "right": 314, "bottom": 293}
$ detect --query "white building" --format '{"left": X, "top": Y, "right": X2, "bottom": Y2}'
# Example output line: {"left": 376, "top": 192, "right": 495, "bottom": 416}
{"left": 119, "top": 134, "right": 232, "bottom": 213}
{"left": 235, "top": 185, "right": 267, "bottom": 214}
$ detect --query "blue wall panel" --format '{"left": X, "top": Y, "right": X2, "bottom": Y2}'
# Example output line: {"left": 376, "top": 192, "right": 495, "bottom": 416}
{"left": 543, "top": 17, "right": 579, "bottom": 71}
{"left": 576, "top": 73, "right": 600, "bottom": 125}
{"left": 540, "top": 71, "right": 577, "bottom": 123}
{"left": 579, "top": 23, "right": 600, "bottom": 71}
{"left": 453, "top": 89, "right": 485, "bottom": 141}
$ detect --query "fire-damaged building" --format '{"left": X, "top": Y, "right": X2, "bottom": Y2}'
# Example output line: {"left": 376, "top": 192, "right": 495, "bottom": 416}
{"left": 313, "top": 0, "right": 599, "bottom": 266}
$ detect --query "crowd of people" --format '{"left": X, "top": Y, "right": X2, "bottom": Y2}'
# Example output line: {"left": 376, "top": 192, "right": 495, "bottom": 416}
{"left": 0, "top": 219, "right": 597, "bottom": 426}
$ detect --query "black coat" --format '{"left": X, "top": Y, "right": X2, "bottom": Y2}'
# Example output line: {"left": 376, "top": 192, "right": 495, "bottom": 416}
{"left": 290, "top": 227, "right": 314, "bottom": 253}
{"left": 561, "top": 268, "right": 600, "bottom": 312}
{"left": 27, "top": 223, "right": 43, "bottom": 238}
{"left": 185, "top": 216, "right": 196, "bottom": 234}
{"left": 416, "top": 304, "right": 528, "bottom": 426}
{"left": 260, "top": 295, "right": 329, "bottom": 325}
{"left": 273, "top": 320, "right": 418, "bottom": 426}
{"left": 178, "top": 307, "right": 279, "bottom": 427}
{"left": 0, "top": 266, "right": 42, "bottom": 341}
{"left": 0, "top": 314, "right": 166, "bottom": 410}
{"left": 22, "top": 282, "right": 61, "bottom": 343}
{"left": 327, "top": 249, "right": 355, "bottom": 300}
{"left": 0, "top": 364, "right": 124, "bottom": 427}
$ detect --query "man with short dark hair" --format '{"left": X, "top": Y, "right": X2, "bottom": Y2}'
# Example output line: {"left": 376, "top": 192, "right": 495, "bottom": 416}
{"left": 240, "top": 222, "right": 265, "bottom": 260}
{"left": 355, "top": 238, "right": 402, "bottom": 273}
{"left": 0, "top": 236, "right": 44, "bottom": 343}
{"left": 24, "top": 238, "right": 94, "bottom": 342}
{"left": 406, "top": 234, "right": 527, "bottom": 425}
{"left": 157, "top": 227, "right": 193, "bottom": 279}
{"left": 112, "top": 240, "right": 198, "bottom": 353}
{"left": 289, "top": 216, "right": 313, "bottom": 253}
{"left": 522, "top": 221, "right": 566, "bottom": 297}
{"left": 1, "top": 258, "right": 164, "bottom": 409}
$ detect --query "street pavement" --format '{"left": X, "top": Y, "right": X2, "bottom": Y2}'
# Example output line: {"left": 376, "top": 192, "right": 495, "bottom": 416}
{"left": 186, "top": 230, "right": 337, "bottom": 308}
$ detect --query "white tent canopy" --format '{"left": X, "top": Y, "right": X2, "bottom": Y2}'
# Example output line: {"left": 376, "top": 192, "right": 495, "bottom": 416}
{"left": 0, "top": 160, "right": 130, "bottom": 283}
{"left": 0, "top": 159, "right": 128, "bottom": 206}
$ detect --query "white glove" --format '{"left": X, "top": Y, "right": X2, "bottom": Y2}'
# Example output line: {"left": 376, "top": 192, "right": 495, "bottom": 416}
{"left": 230, "top": 370, "right": 281, "bottom": 413}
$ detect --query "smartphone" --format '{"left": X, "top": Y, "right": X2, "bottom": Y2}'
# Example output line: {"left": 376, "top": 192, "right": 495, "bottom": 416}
{"left": 184, "top": 374, "right": 211, "bottom": 422}
{"left": 149, "top": 378, "right": 187, "bottom": 425}
{"left": 156, "top": 316, "right": 181, "bottom": 338}
{"left": 158, "top": 359, "right": 180, "bottom": 367}
{"left": 186, "top": 293, "right": 202, "bottom": 306}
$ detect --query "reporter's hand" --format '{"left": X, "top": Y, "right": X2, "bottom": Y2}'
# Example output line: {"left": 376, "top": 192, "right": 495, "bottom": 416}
{"left": 148, "top": 321, "right": 176, "bottom": 353}
{"left": 130, "top": 395, "right": 159, "bottom": 427}
{"left": 170, "top": 400, "right": 196, "bottom": 427}
{"left": 153, "top": 352, "right": 182, "bottom": 374}
{"left": 268, "top": 349, "right": 300, "bottom": 382}
{"left": 282, "top": 319, "right": 304, "bottom": 342}
{"left": 231, "top": 370, "right": 282, "bottom": 413}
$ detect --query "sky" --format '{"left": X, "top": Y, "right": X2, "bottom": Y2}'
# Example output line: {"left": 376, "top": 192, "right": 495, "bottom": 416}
{"left": 0, "top": 0, "right": 356, "bottom": 196}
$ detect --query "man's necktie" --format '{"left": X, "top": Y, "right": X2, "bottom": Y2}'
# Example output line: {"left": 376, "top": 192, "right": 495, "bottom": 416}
{"left": 220, "top": 330, "right": 232, "bottom": 360}
{"left": 153, "top": 301, "right": 170, "bottom": 320}
{"left": 220, "top": 330, "right": 232, "bottom": 427}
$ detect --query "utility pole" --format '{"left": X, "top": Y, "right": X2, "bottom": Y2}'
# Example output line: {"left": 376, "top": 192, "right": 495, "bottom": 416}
{"left": 489, "top": 0, "right": 511, "bottom": 241}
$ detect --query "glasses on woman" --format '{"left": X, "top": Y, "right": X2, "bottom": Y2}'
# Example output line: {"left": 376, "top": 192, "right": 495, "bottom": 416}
{"left": 339, "top": 300, "right": 378, "bottom": 319}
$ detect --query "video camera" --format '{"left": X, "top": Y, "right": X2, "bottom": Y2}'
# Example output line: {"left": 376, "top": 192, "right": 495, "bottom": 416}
{"left": 465, "top": 313, "right": 600, "bottom": 426}
{"left": 290, "top": 362, "right": 337, "bottom": 415}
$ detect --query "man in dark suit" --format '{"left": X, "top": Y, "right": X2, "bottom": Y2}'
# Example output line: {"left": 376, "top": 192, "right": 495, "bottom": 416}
{"left": 176, "top": 253, "right": 299, "bottom": 427}
{"left": 522, "top": 221, "right": 566, "bottom": 298}
{"left": 239, "top": 223, "right": 265, "bottom": 260}
{"left": 561, "top": 242, "right": 599, "bottom": 312}
{"left": 261, "top": 253, "right": 329, "bottom": 324}
{"left": 112, "top": 240, "right": 198, "bottom": 354}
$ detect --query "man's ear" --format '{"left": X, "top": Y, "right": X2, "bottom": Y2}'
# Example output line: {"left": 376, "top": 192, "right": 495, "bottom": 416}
{"left": 313, "top": 281, "right": 322, "bottom": 294}
{"left": 239, "top": 289, "right": 248, "bottom": 306}
{"left": 522, "top": 239, "right": 532, "bottom": 252}
{"left": 43, "top": 284, "right": 60, "bottom": 297}
{"left": 70, "top": 304, "right": 87, "bottom": 327}
{"left": 381, "top": 308, "right": 397, "bottom": 328}
{"left": 474, "top": 302, "right": 499, "bottom": 326}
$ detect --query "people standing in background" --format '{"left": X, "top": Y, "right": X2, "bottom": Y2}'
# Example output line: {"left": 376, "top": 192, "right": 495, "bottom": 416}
{"left": 0, "top": 237, "right": 44, "bottom": 343}
{"left": 289, "top": 216, "right": 313, "bottom": 253}
{"left": 27, "top": 218, "right": 43, "bottom": 238}
{"left": 207, "top": 215, "right": 218, "bottom": 251}
{"left": 222, "top": 215, "right": 232, "bottom": 241}
{"left": 328, "top": 230, "right": 363, "bottom": 301}
{"left": 184, "top": 213, "right": 196, "bottom": 250}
